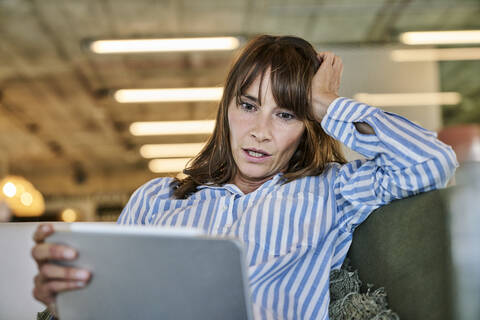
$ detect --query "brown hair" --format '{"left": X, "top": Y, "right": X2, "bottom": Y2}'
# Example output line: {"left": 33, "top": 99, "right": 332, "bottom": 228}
{"left": 172, "top": 35, "right": 346, "bottom": 198}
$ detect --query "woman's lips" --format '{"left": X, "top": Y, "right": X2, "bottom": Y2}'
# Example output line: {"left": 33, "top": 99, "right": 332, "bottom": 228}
{"left": 242, "top": 148, "right": 272, "bottom": 163}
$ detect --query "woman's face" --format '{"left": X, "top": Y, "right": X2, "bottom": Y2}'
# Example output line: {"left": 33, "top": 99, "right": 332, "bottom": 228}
{"left": 228, "top": 72, "right": 305, "bottom": 181}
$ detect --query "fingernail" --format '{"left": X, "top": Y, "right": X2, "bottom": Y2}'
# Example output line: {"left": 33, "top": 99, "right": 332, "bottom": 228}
{"left": 76, "top": 281, "right": 86, "bottom": 287}
{"left": 75, "top": 270, "right": 89, "bottom": 280}
{"left": 63, "top": 249, "right": 76, "bottom": 259}
{"left": 41, "top": 225, "right": 50, "bottom": 232}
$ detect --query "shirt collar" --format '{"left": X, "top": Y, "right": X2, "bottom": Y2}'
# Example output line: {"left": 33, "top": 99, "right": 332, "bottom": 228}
{"left": 196, "top": 172, "right": 284, "bottom": 195}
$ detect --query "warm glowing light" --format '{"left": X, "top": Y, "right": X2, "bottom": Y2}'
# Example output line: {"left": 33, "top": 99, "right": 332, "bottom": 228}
{"left": 354, "top": 92, "right": 461, "bottom": 107}
{"left": 0, "top": 176, "right": 45, "bottom": 217}
{"left": 130, "top": 120, "right": 215, "bottom": 136}
{"left": 114, "top": 87, "right": 223, "bottom": 103}
{"left": 400, "top": 30, "right": 480, "bottom": 45}
{"left": 61, "top": 208, "right": 77, "bottom": 222}
{"left": 90, "top": 37, "right": 240, "bottom": 54}
{"left": 148, "top": 158, "right": 192, "bottom": 173}
{"left": 140, "top": 143, "right": 206, "bottom": 159}
{"left": 391, "top": 48, "right": 480, "bottom": 62}
{"left": 2, "top": 182, "right": 16, "bottom": 198}
{"left": 20, "top": 192, "right": 33, "bottom": 206}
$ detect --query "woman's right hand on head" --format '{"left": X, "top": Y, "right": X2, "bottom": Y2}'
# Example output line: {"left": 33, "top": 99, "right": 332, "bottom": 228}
{"left": 31, "top": 223, "right": 91, "bottom": 317}
{"left": 311, "top": 51, "right": 343, "bottom": 121}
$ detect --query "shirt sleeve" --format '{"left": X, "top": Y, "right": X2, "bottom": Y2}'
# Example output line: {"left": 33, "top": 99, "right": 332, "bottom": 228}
{"left": 117, "top": 177, "right": 173, "bottom": 225}
{"left": 321, "top": 97, "right": 458, "bottom": 232}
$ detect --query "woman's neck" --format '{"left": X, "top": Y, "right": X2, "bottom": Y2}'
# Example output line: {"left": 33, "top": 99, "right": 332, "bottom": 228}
{"left": 231, "top": 172, "right": 275, "bottom": 194}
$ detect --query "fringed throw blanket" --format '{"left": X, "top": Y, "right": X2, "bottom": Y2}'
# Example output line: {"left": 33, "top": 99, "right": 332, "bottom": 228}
{"left": 329, "top": 261, "right": 399, "bottom": 320}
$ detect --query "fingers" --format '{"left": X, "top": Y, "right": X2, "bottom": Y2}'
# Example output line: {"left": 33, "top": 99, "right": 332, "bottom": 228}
{"left": 33, "top": 264, "right": 90, "bottom": 311}
{"left": 333, "top": 55, "right": 343, "bottom": 69}
{"left": 32, "top": 243, "right": 77, "bottom": 263}
{"left": 317, "top": 52, "right": 342, "bottom": 68}
{"left": 315, "top": 51, "right": 343, "bottom": 84}
{"left": 31, "top": 224, "right": 90, "bottom": 315}
{"left": 33, "top": 276, "right": 87, "bottom": 305}
{"left": 40, "top": 263, "right": 91, "bottom": 281}
{"left": 312, "top": 51, "right": 343, "bottom": 115}
{"left": 332, "top": 56, "right": 343, "bottom": 84}
{"left": 317, "top": 52, "right": 335, "bottom": 64}
{"left": 317, "top": 52, "right": 334, "bottom": 66}
{"left": 33, "top": 224, "right": 55, "bottom": 243}
{"left": 33, "top": 276, "right": 54, "bottom": 305}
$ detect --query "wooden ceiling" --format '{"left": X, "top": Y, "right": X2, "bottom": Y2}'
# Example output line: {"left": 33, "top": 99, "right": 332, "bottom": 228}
{"left": 0, "top": 0, "right": 479, "bottom": 198}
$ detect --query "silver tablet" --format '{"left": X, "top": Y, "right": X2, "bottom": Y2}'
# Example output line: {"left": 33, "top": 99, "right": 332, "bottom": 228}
{"left": 47, "top": 224, "right": 253, "bottom": 320}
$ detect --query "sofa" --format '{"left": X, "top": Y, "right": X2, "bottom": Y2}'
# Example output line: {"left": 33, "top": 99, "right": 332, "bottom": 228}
{"left": 349, "top": 165, "right": 480, "bottom": 320}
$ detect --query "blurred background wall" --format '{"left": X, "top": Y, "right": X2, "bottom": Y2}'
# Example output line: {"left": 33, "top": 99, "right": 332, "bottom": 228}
{"left": 0, "top": 0, "right": 479, "bottom": 222}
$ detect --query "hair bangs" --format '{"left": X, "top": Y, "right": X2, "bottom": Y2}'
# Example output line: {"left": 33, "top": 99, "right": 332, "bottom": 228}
{"left": 272, "top": 41, "right": 320, "bottom": 119}
{"left": 234, "top": 51, "right": 274, "bottom": 107}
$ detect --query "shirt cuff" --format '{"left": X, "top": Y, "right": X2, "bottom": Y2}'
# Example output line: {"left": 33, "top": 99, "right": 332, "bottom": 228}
{"left": 322, "top": 97, "right": 379, "bottom": 124}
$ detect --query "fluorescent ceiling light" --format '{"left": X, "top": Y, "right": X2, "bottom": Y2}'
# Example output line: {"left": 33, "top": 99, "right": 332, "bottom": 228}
{"left": 400, "top": 30, "right": 480, "bottom": 45}
{"left": 140, "top": 143, "right": 206, "bottom": 158}
{"left": 130, "top": 120, "right": 215, "bottom": 136}
{"left": 148, "top": 158, "right": 191, "bottom": 173}
{"left": 354, "top": 92, "right": 461, "bottom": 107}
{"left": 391, "top": 48, "right": 480, "bottom": 61}
{"left": 114, "top": 88, "right": 223, "bottom": 103}
{"left": 90, "top": 37, "right": 240, "bottom": 53}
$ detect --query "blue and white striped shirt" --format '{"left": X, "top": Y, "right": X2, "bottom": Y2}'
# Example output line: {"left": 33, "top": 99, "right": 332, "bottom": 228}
{"left": 118, "top": 97, "right": 458, "bottom": 320}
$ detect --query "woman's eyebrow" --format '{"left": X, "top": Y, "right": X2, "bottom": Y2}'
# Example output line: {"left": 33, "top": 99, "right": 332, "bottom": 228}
{"left": 241, "top": 94, "right": 259, "bottom": 103}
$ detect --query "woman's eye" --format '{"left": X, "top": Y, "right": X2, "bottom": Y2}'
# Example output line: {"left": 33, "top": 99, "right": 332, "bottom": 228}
{"left": 278, "top": 112, "right": 295, "bottom": 120}
{"left": 239, "top": 102, "right": 256, "bottom": 112}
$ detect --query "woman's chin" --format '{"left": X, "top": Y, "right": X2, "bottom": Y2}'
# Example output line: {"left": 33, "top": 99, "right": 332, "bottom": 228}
{"left": 238, "top": 166, "right": 275, "bottom": 181}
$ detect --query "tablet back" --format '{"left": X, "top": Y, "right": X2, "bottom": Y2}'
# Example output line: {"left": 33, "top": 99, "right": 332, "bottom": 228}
{"left": 49, "top": 229, "right": 253, "bottom": 320}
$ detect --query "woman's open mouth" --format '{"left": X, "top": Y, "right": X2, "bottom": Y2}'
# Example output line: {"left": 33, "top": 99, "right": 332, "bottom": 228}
{"left": 242, "top": 148, "right": 272, "bottom": 162}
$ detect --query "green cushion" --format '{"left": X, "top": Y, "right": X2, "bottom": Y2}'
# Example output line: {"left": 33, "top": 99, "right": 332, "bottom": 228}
{"left": 348, "top": 189, "right": 454, "bottom": 320}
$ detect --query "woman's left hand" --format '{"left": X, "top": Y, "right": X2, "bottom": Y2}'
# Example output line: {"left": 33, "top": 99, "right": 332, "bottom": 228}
{"left": 311, "top": 51, "right": 343, "bottom": 122}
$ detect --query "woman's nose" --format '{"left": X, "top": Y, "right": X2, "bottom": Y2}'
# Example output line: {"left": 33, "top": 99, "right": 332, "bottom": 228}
{"left": 250, "top": 115, "right": 272, "bottom": 142}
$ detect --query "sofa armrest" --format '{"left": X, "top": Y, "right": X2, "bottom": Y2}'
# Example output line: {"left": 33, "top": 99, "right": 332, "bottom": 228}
{"left": 348, "top": 189, "right": 454, "bottom": 320}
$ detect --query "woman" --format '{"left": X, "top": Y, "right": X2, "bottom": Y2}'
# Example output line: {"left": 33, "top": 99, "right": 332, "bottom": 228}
{"left": 32, "top": 35, "right": 458, "bottom": 319}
